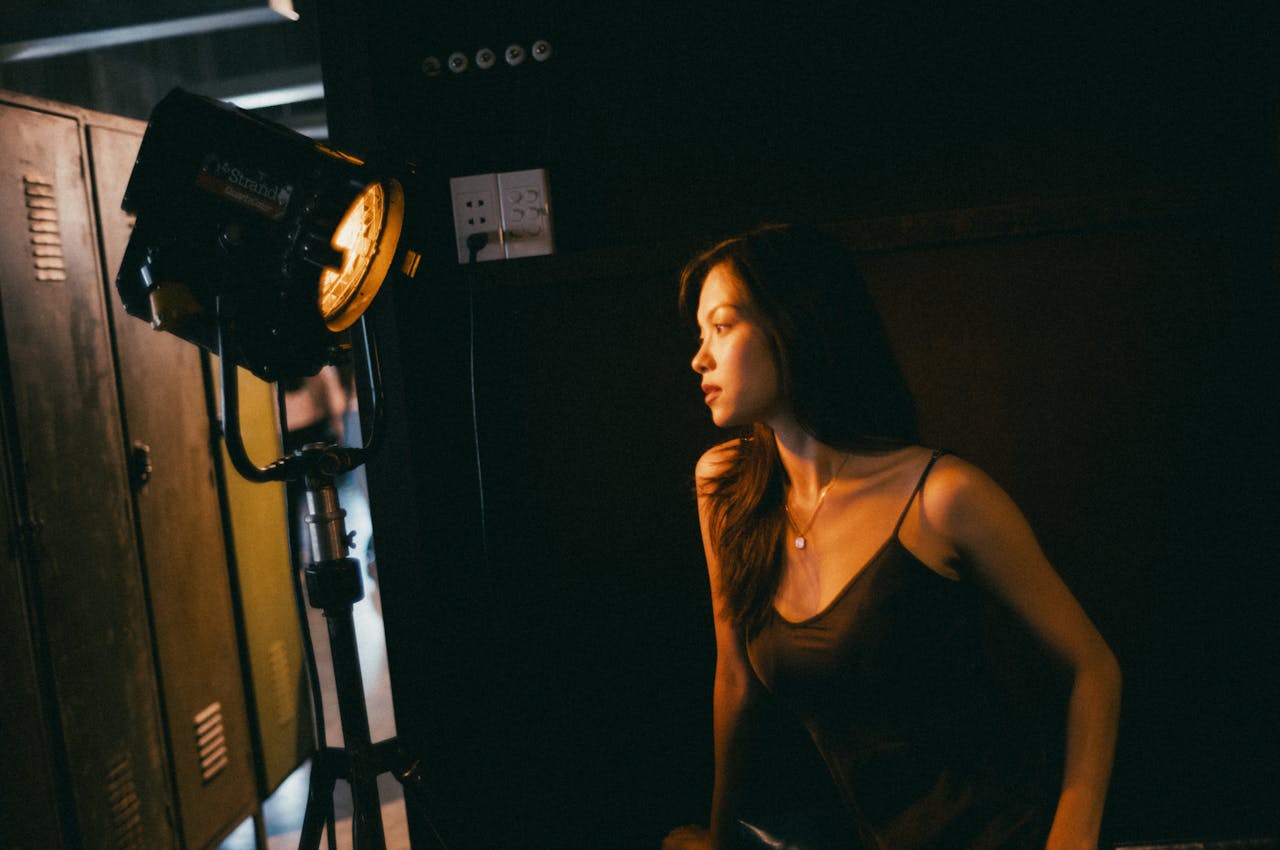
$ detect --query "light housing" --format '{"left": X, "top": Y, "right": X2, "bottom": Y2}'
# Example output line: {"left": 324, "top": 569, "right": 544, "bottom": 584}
{"left": 117, "top": 87, "right": 418, "bottom": 382}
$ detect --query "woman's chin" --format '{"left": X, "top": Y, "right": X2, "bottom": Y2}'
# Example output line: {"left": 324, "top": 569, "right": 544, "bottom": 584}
{"left": 711, "top": 410, "right": 744, "bottom": 429}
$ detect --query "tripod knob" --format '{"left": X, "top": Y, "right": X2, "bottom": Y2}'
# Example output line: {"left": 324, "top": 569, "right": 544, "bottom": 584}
{"left": 304, "top": 557, "right": 365, "bottom": 611}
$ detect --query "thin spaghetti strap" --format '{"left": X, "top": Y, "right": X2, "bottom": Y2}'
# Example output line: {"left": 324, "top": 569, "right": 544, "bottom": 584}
{"left": 891, "top": 449, "right": 947, "bottom": 538}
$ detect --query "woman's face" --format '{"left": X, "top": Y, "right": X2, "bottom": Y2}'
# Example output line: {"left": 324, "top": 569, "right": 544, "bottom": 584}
{"left": 690, "top": 262, "right": 784, "bottom": 428}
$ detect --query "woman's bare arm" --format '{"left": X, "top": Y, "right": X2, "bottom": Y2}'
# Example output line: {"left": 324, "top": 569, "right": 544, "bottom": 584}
{"left": 666, "top": 444, "right": 763, "bottom": 850}
{"left": 925, "top": 458, "right": 1122, "bottom": 850}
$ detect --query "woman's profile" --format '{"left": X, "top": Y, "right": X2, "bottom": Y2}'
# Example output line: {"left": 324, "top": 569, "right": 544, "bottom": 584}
{"left": 664, "top": 224, "right": 1121, "bottom": 850}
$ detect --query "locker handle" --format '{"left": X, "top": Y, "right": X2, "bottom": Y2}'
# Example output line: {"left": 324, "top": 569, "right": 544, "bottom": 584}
{"left": 128, "top": 441, "right": 152, "bottom": 493}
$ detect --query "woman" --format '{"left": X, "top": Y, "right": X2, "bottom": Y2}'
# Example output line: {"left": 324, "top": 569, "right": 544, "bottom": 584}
{"left": 664, "top": 225, "right": 1121, "bottom": 849}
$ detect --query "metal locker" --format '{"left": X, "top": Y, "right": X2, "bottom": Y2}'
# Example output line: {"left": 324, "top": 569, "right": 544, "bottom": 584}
{"left": 89, "top": 110, "right": 311, "bottom": 804}
{"left": 0, "top": 414, "right": 66, "bottom": 850}
{"left": 209, "top": 360, "right": 315, "bottom": 797}
{"left": 89, "top": 119, "right": 259, "bottom": 850}
{"left": 0, "top": 95, "right": 175, "bottom": 849}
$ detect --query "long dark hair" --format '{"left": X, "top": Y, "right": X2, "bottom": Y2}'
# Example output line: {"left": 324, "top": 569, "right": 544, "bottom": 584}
{"left": 679, "top": 224, "right": 918, "bottom": 633}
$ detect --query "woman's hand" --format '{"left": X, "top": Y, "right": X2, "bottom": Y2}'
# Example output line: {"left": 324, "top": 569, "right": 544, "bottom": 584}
{"left": 663, "top": 824, "right": 712, "bottom": 850}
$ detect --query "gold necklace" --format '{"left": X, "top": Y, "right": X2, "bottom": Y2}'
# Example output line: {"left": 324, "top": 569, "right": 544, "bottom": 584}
{"left": 784, "top": 453, "right": 851, "bottom": 550}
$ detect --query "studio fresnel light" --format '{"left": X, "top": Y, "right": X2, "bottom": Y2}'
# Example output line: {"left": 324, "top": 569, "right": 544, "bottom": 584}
{"left": 115, "top": 89, "right": 434, "bottom": 850}
{"left": 117, "top": 87, "right": 420, "bottom": 383}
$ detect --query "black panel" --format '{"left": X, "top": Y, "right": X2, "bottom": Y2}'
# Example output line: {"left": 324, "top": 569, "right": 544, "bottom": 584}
{"left": 361, "top": 254, "right": 729, "bottom": 848}
{"left": 353, "top": 0, "right": 1275, "bottom": 253}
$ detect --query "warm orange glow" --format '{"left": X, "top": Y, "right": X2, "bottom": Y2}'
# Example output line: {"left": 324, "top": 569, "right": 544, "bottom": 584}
{"left": 318, "top": 179, "right": 405, "bottom": 331}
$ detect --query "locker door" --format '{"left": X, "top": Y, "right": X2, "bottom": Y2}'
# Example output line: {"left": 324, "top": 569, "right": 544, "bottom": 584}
{"left": 0, "top": 411, "right": 65, "bottom": 850}
{"left": 89, "top": 121, "right": 258, "bottom": 850}
{"left": 0, "top": 99, "right": 175, "bottom": 849}
{"left": 210, "top": 361, "right": 314, "bottom": 796}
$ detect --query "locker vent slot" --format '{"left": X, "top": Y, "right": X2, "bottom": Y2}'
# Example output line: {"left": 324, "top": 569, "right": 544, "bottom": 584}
{"left": 106, "top": 753, "right": 144, "bottom": 850}
{"left": 268, "top": 638, "right": 297, "bottom": 726}
{"left": 22, "top": 173, "right": 66, "bottom": 282}
{"left": 193, "top": 701, "right": 229, "bottom": 783}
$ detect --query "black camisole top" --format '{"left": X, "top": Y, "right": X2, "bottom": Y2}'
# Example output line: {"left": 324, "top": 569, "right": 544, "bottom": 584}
{"left": 747, "top": 451, "right": 1054, "bottom": 849}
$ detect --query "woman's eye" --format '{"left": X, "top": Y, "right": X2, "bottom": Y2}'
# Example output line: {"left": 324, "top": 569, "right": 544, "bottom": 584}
{"left": 695, "top": 323, "right": 731, "bottom": 348}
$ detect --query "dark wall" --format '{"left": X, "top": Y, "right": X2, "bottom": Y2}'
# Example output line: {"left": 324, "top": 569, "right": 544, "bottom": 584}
{"left": 340, "top": 1, "right": 1272, "bottom": 252}
{"left": 862, "top": 217, "right": 1278, "bottom": 839}
{"left": 314, "top": 2, "right": 1278, "bottom": 847}
{"left": 356, "top": 257, "right": 722, "bottom": 848}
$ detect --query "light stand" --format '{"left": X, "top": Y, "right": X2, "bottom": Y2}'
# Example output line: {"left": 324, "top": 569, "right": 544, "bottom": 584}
{"left": 217, "top": 315, "right": 441, "bottom": 850}
{"left": 115, "top": 87, "right": 438, "bottom": 850}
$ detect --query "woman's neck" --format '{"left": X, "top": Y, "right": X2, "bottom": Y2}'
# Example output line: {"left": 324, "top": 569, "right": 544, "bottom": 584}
{"left": 769, "top": 417, "right": 909, "bottom": 501}
{"left": 770, "top": 419, "right": 845, "bottom": 501}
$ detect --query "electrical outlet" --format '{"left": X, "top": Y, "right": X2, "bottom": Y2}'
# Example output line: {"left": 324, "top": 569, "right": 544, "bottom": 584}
{"left": 449, "top": 173, "right": 504, "bottom": 263}
{"left": 497, "top": 169, "right": 553, "bottom": 259}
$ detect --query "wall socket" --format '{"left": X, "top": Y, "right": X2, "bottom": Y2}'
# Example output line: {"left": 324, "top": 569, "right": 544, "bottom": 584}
{"left": 497, "top": 169, "right": 553, "bottom": 259}
{"left": 450, "top": 168, "right": 553, "bottom": 263}
{"left": 449, "top": 173, "right": 504, "bottom": 263}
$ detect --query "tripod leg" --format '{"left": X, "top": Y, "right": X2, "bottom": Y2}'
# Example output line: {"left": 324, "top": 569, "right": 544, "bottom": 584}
{"left": 323, "top": 586, "right": 386, "bottom": 850}
{"left": 298, "top": 753, "right": 337, "bottom": 850}
{"left": 302, "top": 473, "right": 388, "bottom": 850}
{"left": 385, "top": 745, "right": 449, "bottom": 850}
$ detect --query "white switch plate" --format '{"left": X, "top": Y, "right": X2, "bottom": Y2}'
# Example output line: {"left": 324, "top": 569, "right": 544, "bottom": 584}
{"left": 449, "top": 173, "right": 504, "bottom": 263}
{"left": 497, "top": 168, "right": 553, "bottom": 259}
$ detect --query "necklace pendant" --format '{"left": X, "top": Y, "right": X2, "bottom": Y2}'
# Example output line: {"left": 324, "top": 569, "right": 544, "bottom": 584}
{"left": 794, "top": 535, "right": 807, "bottom": 550}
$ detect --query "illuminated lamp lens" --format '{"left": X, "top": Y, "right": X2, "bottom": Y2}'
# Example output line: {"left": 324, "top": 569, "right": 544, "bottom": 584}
{"left": 319, "top": 178, "right": 405, "bottom": 331}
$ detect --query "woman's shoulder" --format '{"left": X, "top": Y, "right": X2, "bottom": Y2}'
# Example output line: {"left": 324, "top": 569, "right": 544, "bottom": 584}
{"left": 919, "top": 451, "right": 1021, "bottom": 538}
{"left": 926, "top": 451, "right": 1005, "bottom": 492}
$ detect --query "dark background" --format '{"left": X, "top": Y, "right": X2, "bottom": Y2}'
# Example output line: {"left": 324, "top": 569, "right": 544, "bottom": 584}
{"left": 320, "top": 1, "right": 1278, "bottom": 847}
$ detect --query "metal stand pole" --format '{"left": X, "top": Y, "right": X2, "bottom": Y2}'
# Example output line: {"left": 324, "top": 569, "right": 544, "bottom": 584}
{"left": 295, "top": 463, "right": 385, "bottom": 850}
{"left": 215, "top": 315, "right": 443, "bottom": 850}
{"left": 290, "top": 461, "right": 444, "bottom": 850}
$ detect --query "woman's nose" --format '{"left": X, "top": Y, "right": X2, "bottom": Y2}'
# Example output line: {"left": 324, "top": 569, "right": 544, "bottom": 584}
{"left": 691, "top": 341, "right": 711, "bottom": 374}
